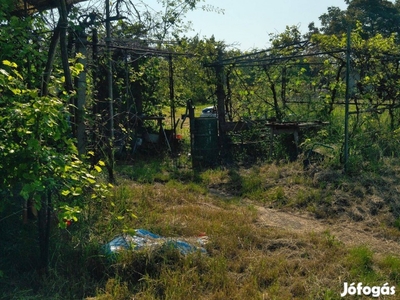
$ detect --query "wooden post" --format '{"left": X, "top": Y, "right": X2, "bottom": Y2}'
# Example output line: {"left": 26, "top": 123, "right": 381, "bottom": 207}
{"left": 105, "top": 0, "right": 115, "bottom": 182}
{"left": 169, "top": 54, "right": 176, "bottom": 136}
{"left": 344, "top": 27, "right": 351, "bottom": 173}
{"left": 76, "top": 29, "right": 87, "bottom": 155}
{"left": 215, "top": 48, "right": 226, "bottom": 161}
{"left": 38, "top": 190, "right": 51, "bottom": 272}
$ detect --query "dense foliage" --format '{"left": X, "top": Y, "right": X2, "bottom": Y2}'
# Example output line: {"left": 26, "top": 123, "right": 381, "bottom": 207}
{"left": 0, "top": 58, "right": 111, "bottom": 223}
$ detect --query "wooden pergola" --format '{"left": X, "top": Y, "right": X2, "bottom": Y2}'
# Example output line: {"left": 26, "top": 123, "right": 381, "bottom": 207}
{"left": 10, "top": 0, "right": 87, "bottom": 16}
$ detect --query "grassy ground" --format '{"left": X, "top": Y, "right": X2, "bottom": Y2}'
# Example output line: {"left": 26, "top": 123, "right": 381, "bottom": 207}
{"left": 2, "top": 155, "right": 400, "bottom": 299}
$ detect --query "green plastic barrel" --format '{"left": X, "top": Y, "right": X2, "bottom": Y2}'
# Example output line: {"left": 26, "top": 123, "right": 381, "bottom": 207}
{"left": 191, "top": 118, "right": 219, "bottom": 168}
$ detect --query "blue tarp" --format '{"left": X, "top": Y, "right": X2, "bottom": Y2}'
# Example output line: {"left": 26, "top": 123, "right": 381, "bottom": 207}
{"left": 103, "top": 229, "right": 207, "bottom": 256}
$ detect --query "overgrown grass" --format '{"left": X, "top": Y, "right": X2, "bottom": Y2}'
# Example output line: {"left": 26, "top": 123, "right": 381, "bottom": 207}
{"left": 2, "top": 158, "right": 400, "bottom": 299}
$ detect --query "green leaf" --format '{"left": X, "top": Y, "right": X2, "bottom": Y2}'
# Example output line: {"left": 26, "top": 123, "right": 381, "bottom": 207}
{"left": 71, "top": 187, "right": 82, "bottom": 196}
{"left": 61, "top": 190, "right": 71, "bottom": 196}
{"left": 86, "top": 177, "right": 96, "bottom": 184}
{"left": 20, "top": 189, "right": 29, "bottom": 201}
{"left": 29, "top": 90, "right": 38, "bottom": 98}
{"left": 75, "top": 63, "right": 84, "bottom": 71}
{"left": 85, "top": 173, "right": 95, "bottom": 179}
{"left": 0, "top": 69, "right": 9, "bottom": 76}
{"left": 3, "top": 60, "right": 17, "bottom": 68}
{"left": 9, "top": 87, "right": 21, "bottom": 95}
{"left": 94, "top": 165, "right": 102, "bottom": 172}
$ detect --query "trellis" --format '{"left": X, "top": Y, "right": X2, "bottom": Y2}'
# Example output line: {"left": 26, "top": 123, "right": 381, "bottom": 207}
{"left": 205, "top": 40, "right": 349, "bottom": 165}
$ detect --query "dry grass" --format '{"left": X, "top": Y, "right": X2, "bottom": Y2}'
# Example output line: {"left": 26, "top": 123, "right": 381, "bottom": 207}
{"left": 2, "top": 158, "right": 400, "bottom": 299}
{"left": 87, "top": 159, "right": 400, "bottom": 299}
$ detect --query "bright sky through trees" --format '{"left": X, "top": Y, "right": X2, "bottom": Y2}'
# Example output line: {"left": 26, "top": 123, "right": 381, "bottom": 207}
{"left": 82, "top": 0, "right": 396, "bottom": 50}
{"left": 182, "top": 0, "right": 349, "bottom": 50}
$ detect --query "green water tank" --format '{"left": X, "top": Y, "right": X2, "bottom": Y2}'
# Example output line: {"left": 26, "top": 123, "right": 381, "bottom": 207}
{"left": 191, "top": 118, "right": 219, "bottom": 168}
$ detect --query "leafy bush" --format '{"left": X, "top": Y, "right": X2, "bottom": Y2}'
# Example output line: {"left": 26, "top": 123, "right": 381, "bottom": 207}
{"left": 0, "top": 60, "right": 111, "bottom": 217}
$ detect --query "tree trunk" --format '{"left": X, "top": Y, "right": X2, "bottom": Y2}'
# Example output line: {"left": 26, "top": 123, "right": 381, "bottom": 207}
{"left": 58, "top": 0, "right": 73, "bottom": 93}
{"left": 265, "top": 70, "right": 282, "bottom": 121}
{"left": 76, "top": 30, "right": 87, "bottom": 155}
{"left": 41, "top": 21, "right": 61, "bottom": 96}
{"left": 328, "top": 62, "right": 345, "bottom": 114}
{"left": 38, "top": 190, "right": 52, "bottom": 272}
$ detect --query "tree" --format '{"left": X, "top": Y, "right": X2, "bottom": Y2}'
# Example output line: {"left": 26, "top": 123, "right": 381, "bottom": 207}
{"left": 0, "top": 60, "right": 110, "bottom": 270}
{"left": 309, "top": 20, "right": 400, "bottom": 167}
{"left": 318, "top": 6, "right": 348, "bottom": 35}
{"left": 318, "top": 0, "right": 400, "bottom": 38}
{"left": 347, "top": 0, "right": 400, "bottom": 37}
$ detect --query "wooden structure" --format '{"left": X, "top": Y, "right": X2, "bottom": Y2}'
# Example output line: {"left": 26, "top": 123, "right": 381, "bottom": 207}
{"left": 10, "top": 0, "right": 86, "bottom": 15}
{"left": 222, "top": 120, "right": 328, "bottom": 161}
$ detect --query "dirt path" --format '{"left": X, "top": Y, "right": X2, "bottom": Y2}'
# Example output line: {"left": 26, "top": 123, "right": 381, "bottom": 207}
{"left": 256, "top": 206, "right": 400, "bottom": 255}
{"left": 207, "top": 187, "right": 400, "bottom": 255}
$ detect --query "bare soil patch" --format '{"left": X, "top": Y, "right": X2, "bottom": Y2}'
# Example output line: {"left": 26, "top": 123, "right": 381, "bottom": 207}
{"left": 256, "top": 205, "right": 400, "bottom": 255}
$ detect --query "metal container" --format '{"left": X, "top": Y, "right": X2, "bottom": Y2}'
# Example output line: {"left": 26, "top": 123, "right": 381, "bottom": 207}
{"left": 191, "top": 118, "right": 219, "bottom": 168}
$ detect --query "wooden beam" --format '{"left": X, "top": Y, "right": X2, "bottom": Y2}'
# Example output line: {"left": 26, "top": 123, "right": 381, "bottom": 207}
{"left": 11, "top": 0, "right": 87, "bottom": 16}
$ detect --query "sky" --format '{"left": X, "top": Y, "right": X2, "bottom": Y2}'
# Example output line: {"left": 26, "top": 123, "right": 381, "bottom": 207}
{"left": 179, "top": 0, "right": 349, "bottom": 51}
